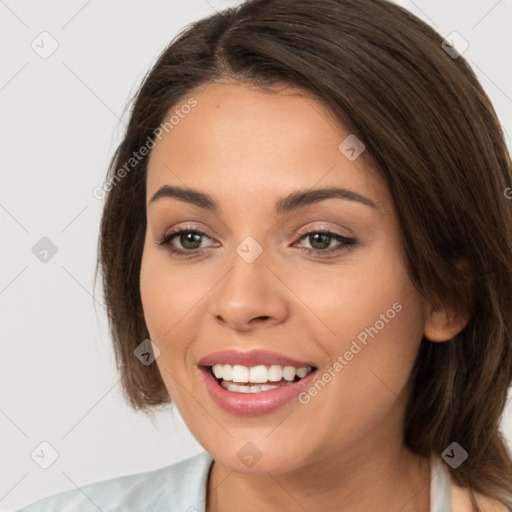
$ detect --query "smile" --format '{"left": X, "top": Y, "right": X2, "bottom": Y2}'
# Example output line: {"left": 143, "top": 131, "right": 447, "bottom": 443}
{"left": 210, "top": 363, "right": 314, "bottom": 393}
{"left": 199, "top": 363, "right": 318, "bottom": 415}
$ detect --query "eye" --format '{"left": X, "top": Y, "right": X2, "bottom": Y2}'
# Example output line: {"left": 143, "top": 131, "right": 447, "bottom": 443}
{"left": 156, "top": 226, "right": 216, "bottom": 257}
{"left": 155, "top": 226, "right": 357, "bottom": 258}
{"left": 293, "top": 228, "right": 356, "bottom": 256}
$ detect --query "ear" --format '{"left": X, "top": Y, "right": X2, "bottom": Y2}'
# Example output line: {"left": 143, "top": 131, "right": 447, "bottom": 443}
{"left": 423, "top": 305, "right": 470, "bottom": 342}
{"left": 423, "top": 259, "right": 472, "bottom": 343}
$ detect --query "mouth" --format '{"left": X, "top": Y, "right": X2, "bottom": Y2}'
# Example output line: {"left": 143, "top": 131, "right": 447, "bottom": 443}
{"left": 204, "top": 363, "right": 316, "bottom": 393}
{"left": 198, "top": 362, "right": 319, "bottom": 415}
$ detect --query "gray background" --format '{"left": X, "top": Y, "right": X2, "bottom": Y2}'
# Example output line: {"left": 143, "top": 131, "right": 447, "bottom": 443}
{"left": 1, "top": 1, "right": 511, "bottom": 510}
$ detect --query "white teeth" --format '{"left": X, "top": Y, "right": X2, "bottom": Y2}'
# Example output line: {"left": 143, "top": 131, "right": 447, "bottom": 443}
{"left": 222, "top": 364, "right": 233, "bottom": 381}
{"left": 212, "top": 365, "right": 223, "bottom": 379}
{"left": 296, "top": 367, "right": 309, "bottom": 378}
{"left": 282, "top": 366, "right": 296, "bottom": 381}
{"left": 232, "top": 365, "right": 249, "bottom": 383}
{"left": 268, "top": 365, "right": 283, "bottom": 382}
{"left": 211, "top": 363, "right": 313, "bottom": 384}
{"left": 249, "top": 365, "right": 268, "bottom": 383}
{"left": 220, "top": 381, "right": 292, "bottom": 393}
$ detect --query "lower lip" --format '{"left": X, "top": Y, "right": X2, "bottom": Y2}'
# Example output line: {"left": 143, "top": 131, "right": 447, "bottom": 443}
{"left": 199, "top": 366, "right": 318, "bottom": 416}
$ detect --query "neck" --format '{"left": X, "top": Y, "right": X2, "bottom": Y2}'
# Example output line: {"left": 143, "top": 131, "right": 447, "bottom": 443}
{"left": 206, "top": 444, "right": 431, "bottom": 512}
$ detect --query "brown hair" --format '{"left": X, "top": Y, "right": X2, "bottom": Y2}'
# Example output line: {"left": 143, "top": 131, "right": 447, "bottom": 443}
{"left": 95, "top": 0, "right": 512, "bottom": 507}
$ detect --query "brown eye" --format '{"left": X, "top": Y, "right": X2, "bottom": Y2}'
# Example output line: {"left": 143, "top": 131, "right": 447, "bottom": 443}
{"left": 157, "top": 228, "right": 214, "bottom": 256}
{"left": 307, "top": 233, "right": 333, "bottom": 250}
{"left": 177, "top": 232, "right": 203, "bottom": 250}
{"left": 295, "top": 230, "right": 356, "bottom": 256}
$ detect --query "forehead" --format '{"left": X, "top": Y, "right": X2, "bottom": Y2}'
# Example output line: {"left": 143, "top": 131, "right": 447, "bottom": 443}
{"left": 146, "top": 82, "right": 387, "bottom": 211}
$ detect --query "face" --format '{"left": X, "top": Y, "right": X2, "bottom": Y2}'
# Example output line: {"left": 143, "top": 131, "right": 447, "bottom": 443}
{"left": 140, "top": 82, "right": 429, "bottom": 474}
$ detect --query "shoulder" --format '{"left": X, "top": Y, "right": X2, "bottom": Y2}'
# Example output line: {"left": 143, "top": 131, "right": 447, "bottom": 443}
{"left": 451, "top": 479, "right": 510, "bottom": 512}
{"left": 15, "top": 450, "right": 213, "bottom": 512}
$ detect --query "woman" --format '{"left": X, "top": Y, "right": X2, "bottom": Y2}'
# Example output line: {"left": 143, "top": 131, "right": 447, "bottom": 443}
{"left": 17, "top": 0, "right": 512, "bottom": 510}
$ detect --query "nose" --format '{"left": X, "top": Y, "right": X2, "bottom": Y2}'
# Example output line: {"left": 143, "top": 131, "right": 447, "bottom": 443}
{"left": 209, "top": 247, "right": 289, "bottom": 332}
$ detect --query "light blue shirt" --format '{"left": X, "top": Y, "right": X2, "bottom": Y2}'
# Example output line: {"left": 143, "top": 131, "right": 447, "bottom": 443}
{"left": 14, "top": 451, "right": 458, "bottom": 511}
{"left": 15, "top": 451, "right": 214, "bottom": 512}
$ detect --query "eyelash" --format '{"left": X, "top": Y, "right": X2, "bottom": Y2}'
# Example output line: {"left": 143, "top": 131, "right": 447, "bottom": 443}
{"left": 156, "top": 225, "right": 357, "bottom": 259}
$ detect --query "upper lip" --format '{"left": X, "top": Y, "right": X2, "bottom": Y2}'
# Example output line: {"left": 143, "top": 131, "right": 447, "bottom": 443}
{"left": 198, "top": 349, "right": 316, "bottom": 368}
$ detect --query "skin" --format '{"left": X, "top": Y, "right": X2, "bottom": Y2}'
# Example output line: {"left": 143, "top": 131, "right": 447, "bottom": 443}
{"left": 139, "top": 81, "right": 468, "bottom": 512}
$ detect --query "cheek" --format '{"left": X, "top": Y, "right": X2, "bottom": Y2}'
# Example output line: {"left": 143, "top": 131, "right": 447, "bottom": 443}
{"left": 287, "top": 234, "right": 423, "bottom": 352}
{"left": 288, "top": 239, "right": 425, "bottom": 419}
{"left": 139, "top": 240, "right": 219, "bottom": 393}
{"left": 139, "top": 252, "right": 171, "bottom": 340}
{"left": 140, "top": 243, "right": 203, "bottom": 341}
{"left": 139, "top": 246, "right": 196, "bottom": 402}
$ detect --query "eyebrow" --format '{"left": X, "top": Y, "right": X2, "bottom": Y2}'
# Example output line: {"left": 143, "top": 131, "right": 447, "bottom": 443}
{"left": 149, "top": 185, "right": 377, "bottom": 213}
